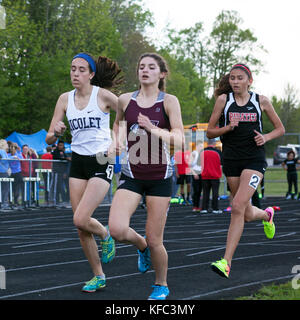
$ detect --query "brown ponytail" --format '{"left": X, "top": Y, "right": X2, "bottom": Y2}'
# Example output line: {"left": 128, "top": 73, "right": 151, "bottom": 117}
{"left": 214, "top": 73, "right": 232, "bottom": 98}
{"left": 91, "top": 56, "right": 123, "bottom": 89}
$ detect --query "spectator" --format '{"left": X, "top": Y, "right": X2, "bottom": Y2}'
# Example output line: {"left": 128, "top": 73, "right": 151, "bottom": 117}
{"left": 0, "top": 139, "right": 10, "bottom": 209}
{"left": 190, "top": 141, "right": 203, "bottom": 212}
{"left": 41, "top": 146, "right": 53, "bottom": 206}
{"left": 21, "top": 144, "right": 36, "bottom": 205}
{"left": 282, "top": 150, "right": 300, "bottom": 200}
{"left": 200, "top": 139, "right": 223, "bottom": 214}
{"left": 50, "top": 140, "right": 68, "bottom": 206}
{"left": 21, "top": 144, "right": 35, "bottom": 177}
{"left": 174, "top": 148, "right": 192, "bottom": 205}
{"left": 7, "top": 142, "right": 23, "bottom": 207}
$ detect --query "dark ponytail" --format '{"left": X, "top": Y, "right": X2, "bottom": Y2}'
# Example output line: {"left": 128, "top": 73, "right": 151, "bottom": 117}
{"left": 91, "top": 56, "right": 123, "bottom": 89}
{"left": 214, "top": 73, "right": 232, "bottom": 98}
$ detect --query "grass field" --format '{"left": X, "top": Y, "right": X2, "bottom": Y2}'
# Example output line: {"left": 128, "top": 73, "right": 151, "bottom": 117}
{"left": 263, "top": 167, "right": 291, "bottom": 196}
{"left": 218, "top": 167, "right": 292, "bottom": 198}
{"left": 237, "top": 282, "right": 300, "bottom": 300}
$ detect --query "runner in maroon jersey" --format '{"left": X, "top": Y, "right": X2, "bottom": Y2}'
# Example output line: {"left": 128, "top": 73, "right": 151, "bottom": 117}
{"left": 108, "top": 53, "right": 184, "bottom": 300}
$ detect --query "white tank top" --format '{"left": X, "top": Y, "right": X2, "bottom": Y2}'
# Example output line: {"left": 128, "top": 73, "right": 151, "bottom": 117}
{"left": 66, "top": 86, "right": 111, "bottom": 155}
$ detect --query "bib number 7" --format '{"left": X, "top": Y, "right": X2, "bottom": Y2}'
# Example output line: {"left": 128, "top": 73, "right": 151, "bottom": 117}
{"left": 106, "top": 164, "right": 114, "bottom": 180}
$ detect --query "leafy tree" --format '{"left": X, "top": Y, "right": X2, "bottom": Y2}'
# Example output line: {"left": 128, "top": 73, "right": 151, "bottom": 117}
{"left": 207, "top": 10, "right": 266, "bottom": 87}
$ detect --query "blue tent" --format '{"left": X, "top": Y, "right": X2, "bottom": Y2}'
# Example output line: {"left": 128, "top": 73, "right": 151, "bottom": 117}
{"left": 5, "top": 129, "right": 71, "bottom": 155}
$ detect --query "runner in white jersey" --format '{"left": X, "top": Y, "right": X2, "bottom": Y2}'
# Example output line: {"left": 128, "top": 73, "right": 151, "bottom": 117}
{"left": 46, "top": 52, "right": 122, "bottom": 292}
{"left": 67, "top": 85, "right": 112, "bottom": 155}
{"left": 207, "top": 63, "right": 285, "bottom": 279}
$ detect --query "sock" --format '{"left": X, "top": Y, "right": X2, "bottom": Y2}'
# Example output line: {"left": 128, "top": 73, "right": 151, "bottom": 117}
{"left": 103, "top": 229, "right": 110, "bottom": 241}
{"left": 265, "top": 209, "right": 272, "bottom": 222}
{"left": 96, "top": 274, "right": 105, "bottom": 280}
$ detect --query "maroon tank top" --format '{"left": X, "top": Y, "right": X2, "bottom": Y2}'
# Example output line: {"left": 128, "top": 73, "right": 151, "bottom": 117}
{"left": 122, "top": 91, "right": 172, "bottom": 180}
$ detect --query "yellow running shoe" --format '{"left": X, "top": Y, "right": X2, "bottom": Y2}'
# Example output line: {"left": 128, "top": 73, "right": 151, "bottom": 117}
{"left": 211, "top": 258, "right": 230, "bottom": 278}
{"left": 262, "top": 207, "right": 275, "bottom": 239}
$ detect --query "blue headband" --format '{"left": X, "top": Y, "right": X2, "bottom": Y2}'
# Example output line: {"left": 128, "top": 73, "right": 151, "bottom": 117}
{"left": 72, "top": 53, "right": 96, "bottom": 73}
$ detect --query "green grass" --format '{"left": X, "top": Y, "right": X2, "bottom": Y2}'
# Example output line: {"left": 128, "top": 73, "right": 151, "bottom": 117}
{"left": 219, "top": 167, "right": 291, "bottom": 197}
{"left": 237, "top": 281, "right": 300, "bottom": 300}
{"left": 263, "top": 167, "right": 289, "bottom": 196}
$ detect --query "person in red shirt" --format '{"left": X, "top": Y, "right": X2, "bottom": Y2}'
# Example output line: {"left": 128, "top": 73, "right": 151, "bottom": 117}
{"left": 174, "top": 149, "right": 192, "bottom": 204}
{"left": 21, "top": 145, "right": 35, "bottom": 177}
{"left": 200, "top": 139, "right": 223, "bottom": 213}
{"left": 41, "top": 146, "right": 53, "bottom": 205}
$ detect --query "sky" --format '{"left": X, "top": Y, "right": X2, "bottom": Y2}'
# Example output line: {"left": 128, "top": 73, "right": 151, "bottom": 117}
{"left": 143, "top": 0, "right": 300, "bottom": 100}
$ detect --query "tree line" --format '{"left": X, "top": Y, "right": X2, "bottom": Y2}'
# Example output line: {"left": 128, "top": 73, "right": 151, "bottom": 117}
{"left": 0, "top": 0, "right": 299, "bottom": 155}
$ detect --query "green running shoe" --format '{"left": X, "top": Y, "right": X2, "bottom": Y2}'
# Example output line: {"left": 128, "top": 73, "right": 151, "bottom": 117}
{"left": 82, "top": 276, "right": 106, "bottom": 293}
{"left": 211, "top": 258, "right": 230, "bottom": 278}
{"left": 262, "top": 207, "right": 275, "bottom": 239}
{"left": 100, "top": 226, "right": 115, "bottom": 264}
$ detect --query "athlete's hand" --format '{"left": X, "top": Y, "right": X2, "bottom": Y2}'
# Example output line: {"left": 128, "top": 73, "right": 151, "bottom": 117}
{"left": 108, "top": 141, "right": 124, "bottom": 156}
{"left": 254, "top": 130, "right": 266, "bottom": 146}
{"left": 54, "top": 121, "right": 66, "bottom": 136}
{"left": 137, "top": 113, "right": 155, "bottom": 132}
{"left": 228, "top": 119, "right": 239, "bottom": 131}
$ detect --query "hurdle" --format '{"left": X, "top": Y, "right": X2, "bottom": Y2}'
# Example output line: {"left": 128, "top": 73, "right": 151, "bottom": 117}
{"left": 0, "top": 177, "right": 15, "bottom": 210}
{"left": 35, "top": 168, "right": 52, "bottom": 204}
{"left": 23, "top": 177, "right": 41, "bottom": 208}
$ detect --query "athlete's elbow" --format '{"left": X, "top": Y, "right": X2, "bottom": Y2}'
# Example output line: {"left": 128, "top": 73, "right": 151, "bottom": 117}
{"left": 206, "top": 130, "right": 215, "bottom": 139}
{"left": 171, "top": 132, "right": 184, "bottom": 149}
{"left": 280, "top": 126, "right": 285, "bottom": 136}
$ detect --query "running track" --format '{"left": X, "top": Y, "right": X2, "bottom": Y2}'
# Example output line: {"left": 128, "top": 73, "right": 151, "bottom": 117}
{"left": 0, "top": 197, "right": 299, "bottom": 302}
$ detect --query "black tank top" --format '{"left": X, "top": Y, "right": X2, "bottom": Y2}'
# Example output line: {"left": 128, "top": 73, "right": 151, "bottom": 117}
{"left": 220, "top": 92, "right": 265, "bottom": 160}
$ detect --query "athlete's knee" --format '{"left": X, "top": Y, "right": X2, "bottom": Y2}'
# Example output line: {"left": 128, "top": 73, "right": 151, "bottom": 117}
{"left": 109, "top": 222, "right": 127, "bottom": 242}
{"left": 231, "top": 198, "right": 247, "bottom": 216}
{"left": 73, "top": 213, "right": 89, "bottom": 231}
{"left": 145, "top": 233, "right": 163, "bottom": 250}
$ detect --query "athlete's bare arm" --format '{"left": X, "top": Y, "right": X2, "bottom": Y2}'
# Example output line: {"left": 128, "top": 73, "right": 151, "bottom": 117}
{"left": 98, "top": 88, "right": 118, "bottom": 113}
{"left": 46, "top": 92, "right": 68, "bottom": 145}
{"left": 108, "top": 93, "right": 131, "bottom": 155}
{"left": 206, "top": 94, "right": 238, "bottom": 139}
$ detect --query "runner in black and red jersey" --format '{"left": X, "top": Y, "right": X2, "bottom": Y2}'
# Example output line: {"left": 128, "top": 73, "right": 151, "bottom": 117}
{"left": 207, "top": 63, "right": 285, "bottom": 278}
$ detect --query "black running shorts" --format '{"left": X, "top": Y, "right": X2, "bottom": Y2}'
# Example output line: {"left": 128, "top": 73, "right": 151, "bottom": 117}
{"left": 223, "top": 158, "right": 268, "bottom": 177}
{"left": 69, "top": 152, "right": 113, "bottom": 183}
{"left": 117, "top": 174, "right": 172, "bottom": 197}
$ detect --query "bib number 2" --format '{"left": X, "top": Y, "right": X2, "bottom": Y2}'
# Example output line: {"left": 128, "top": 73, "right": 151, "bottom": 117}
{"left": 249, "top": 174, "right": 261, "bottom": 190}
